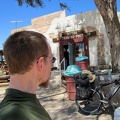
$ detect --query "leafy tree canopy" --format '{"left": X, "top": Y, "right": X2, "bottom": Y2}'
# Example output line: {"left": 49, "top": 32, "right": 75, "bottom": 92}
{"left": 17, "top": 0, "right": 70, "bottom": 10}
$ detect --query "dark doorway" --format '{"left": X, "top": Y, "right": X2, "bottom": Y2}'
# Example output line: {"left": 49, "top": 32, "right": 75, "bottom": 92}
{"left": 63, "top": 44, "right": 69, "bottom": 69}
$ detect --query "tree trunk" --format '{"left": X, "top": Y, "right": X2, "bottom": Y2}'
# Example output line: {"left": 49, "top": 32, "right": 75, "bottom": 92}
{"left": 94, "top": 0, "right": 120, "bottom": 72}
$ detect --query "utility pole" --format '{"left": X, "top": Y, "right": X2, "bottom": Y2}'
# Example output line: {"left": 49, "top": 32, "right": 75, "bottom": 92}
{"left": 10, "top": 20, "right": 23, "bottom": 29}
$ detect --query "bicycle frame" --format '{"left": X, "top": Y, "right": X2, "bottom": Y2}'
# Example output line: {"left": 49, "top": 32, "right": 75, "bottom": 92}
{"left": 108, "top": 84, "right": 120, "bottom": 100}
{"left": 74, "top": 69, "right": 120, "bottom": 115}
{"left": 92, "top": 74, "right": 120, "bottom": 105}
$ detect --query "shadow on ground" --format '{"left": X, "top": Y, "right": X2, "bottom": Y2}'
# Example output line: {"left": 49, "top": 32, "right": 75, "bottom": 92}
{"left": 36, "top": 86, "right": 114, "bottom": 120}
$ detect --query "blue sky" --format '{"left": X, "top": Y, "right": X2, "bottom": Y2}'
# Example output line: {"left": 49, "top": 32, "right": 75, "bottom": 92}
{"left": 0, "top": 0, "right": 120, "bottom": 50}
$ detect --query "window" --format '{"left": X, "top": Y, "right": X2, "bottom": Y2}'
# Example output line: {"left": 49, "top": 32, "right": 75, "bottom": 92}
{"left": 76, "top": 42, "right": 84, "bottom": 57}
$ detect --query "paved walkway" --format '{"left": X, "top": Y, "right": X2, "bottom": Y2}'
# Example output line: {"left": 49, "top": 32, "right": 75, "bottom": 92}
{"left": 37, "top": 87, "right": 113, "bottom": 120}
{"left": 0, "top": 70, "right": 119, "bottom": 120}
{"left": 36, "top": 70, "right": 116, "bottom": 120}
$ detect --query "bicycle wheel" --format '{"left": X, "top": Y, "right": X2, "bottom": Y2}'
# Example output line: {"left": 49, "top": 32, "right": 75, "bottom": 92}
{"left": 75, "top": 91, "right": 102, "bottom": 115}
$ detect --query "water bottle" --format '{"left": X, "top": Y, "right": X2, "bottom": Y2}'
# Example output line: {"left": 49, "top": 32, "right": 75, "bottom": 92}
{"left": 108, "top": 69, "right": 111, "bottom": 77}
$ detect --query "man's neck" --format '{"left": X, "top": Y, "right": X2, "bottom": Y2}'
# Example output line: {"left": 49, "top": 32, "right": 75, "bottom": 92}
{"left": 9, "top": 72, "right": 37, "bottom": 94}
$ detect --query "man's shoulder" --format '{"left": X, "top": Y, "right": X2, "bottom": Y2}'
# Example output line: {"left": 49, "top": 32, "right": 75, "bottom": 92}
{"left": 0, "top": 102, "right": 52, "bottom": 120}
{"left": 0, "top": 102, "right": 28, "bottom": 120}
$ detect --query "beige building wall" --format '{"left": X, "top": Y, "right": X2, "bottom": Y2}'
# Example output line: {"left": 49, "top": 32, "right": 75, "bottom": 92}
{"left": 11, "top": 10, "right": 120, "bottom": 68}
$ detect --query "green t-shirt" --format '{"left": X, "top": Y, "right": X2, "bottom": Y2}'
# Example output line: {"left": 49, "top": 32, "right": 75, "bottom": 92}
{"left": 0, "top": 88, "right": 52, "bottom": 120}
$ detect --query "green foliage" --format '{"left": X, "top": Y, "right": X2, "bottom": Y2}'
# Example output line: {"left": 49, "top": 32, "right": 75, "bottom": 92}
{"left": 59, "top": 2, "right": 70, "bottom": 11}
{"left": 17, "top": 0, "right": 70, "bottom": 10}
{"left": 17, "top": 0, "right": 44, "bottom": 7}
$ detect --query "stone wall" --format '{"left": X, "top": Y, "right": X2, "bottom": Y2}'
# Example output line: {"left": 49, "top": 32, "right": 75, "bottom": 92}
{"left": 32, "top": 10, "right": 65, "bottom": 34}
{"left": 11, "top": 10, "right": 66, "bottom": 35}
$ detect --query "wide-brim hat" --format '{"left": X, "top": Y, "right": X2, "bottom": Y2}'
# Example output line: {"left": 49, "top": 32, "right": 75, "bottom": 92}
{"left": 81, "top": 70, "right": 96, "bottom": 83}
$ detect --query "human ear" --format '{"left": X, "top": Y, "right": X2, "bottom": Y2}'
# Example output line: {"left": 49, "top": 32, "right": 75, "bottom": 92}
{"left": 37, "top": 57, "right": 44, "bottom": 69}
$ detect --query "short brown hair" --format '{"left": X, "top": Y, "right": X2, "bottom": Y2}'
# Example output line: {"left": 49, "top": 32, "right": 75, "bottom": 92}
{"left": 3, "top": 31, "right": 49, "bottom": 74}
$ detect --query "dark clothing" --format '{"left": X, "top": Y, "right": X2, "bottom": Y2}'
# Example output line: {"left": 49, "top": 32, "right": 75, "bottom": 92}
{"left": 0, "top": 88, "right": 52, "bottom": 120}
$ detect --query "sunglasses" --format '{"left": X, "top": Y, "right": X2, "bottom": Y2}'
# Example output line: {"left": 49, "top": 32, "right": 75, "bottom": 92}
{"left": 37, "top": 56, "right": 56, "bottom": 64}
{"left": 43, "top": 56, "right": 56, "bottom": 63}
{"left": 37, "top": 55, "right": 56, "bottom": 63}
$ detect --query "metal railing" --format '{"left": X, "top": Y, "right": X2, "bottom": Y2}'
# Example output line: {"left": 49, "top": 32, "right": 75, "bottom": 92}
{"left": 59, "top": 58, "right": 65, "bottom": 86}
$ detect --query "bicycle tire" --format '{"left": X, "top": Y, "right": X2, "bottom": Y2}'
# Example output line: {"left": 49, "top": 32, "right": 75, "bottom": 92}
{"left": 75, "top": 91, "right": 102, "bottom": 115}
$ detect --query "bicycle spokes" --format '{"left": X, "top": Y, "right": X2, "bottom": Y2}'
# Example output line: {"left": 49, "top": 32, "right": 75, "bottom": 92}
{"left": 75, "top": 91, "right": 102, "bottom": 115}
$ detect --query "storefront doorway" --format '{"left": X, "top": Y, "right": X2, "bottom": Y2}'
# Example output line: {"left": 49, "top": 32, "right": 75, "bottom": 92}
{"left": 63, "top": 44, "right": 69, "bottom": 69}
{"left": 63, "top": 43, "right": 74, "bottom": 69}
{"left": 59, "top": 30, "right": 90, "bottom": 70}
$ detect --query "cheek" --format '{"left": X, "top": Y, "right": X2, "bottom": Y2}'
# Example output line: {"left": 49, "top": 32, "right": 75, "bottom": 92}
{"left": 51, "top": 63, "right": 52, "bottom": 68}
{"left": 49, "top": 63, "right": 52, "bottom": 69}
{"left": 47, "top": 64, "right": 51, "bottom": 74}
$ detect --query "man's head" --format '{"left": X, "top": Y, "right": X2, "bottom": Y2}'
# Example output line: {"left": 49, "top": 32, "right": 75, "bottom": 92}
{"left": 3, "top": 31, "right": 55, "bottom": 87}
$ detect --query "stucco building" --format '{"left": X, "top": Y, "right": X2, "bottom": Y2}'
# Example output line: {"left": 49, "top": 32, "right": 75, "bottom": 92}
{"left": 11, "top": 10, "right": 120, "bottom": 70}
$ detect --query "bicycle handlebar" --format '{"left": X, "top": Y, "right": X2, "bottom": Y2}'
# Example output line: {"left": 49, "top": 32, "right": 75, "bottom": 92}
{"left": 89, "top": 69, "right": 120, "bottom": 85}
{"left": 99, "top": 76, "right": 120, "bottom": 86}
